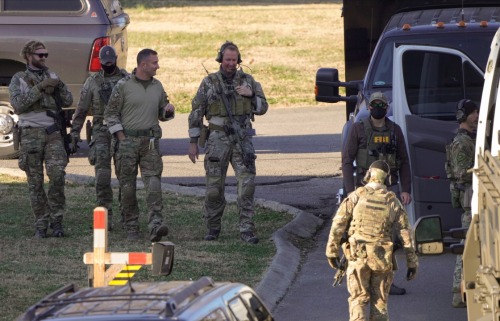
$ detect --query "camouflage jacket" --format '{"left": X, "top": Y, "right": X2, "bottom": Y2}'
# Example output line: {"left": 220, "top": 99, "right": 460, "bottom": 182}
{"left": 9, "top": 68, "right": 73, "bottom": 115}
{"left": 105, "top": 71, "right": 173, "bottom": 134}
{"left": 449, "top": 128, "right": 475, "bottom": 185}
{"left": 188, "top": 69, "right": 268, "bottom": 140}
{"left": 71, "top": 68, "right": 128, "bottom": 135}
{"left": 325, "top": 183, "right": 418, "bottom": 268}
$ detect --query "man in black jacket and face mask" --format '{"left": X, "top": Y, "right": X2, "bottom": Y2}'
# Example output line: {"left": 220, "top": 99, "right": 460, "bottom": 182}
{"left": 70, "top": 45, "right": 129, "bottom": 231}
{"left": 341, "top": 91, "right": 412, "bottom": 295}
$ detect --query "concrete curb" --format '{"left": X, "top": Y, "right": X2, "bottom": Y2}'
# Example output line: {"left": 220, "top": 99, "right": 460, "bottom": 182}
{"left": 0, "top": 168, "right": 325, "bottom": 312}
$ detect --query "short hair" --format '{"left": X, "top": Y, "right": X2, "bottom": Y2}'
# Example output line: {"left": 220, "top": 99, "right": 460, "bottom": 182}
{"left": 20, "top": 40, "right": 46, "bottom": 62}
{"left": 137, "top": 48, "right": 157, "bottom": 65}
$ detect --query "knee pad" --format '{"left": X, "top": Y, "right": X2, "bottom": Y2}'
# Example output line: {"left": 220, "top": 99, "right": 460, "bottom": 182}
{"left": 47, "top": 166, "right": 65, "bottom": 185}
{"left": 206, "top": 186, "right": 222, "bottom": 201}
{"left": 96, "top": 169, "right": 111, "bottom": 186}
{"left": 147, "top": 176, "right": 161, "bottom": 192}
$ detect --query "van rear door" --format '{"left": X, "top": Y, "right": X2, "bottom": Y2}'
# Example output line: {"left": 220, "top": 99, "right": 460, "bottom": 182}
{"left": 392, "top": 44, "right": 484, "bottom": 230}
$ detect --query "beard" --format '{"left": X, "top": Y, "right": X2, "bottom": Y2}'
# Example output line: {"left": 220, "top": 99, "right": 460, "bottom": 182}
{"left": 30, "top": 59, "right": 46, "bottom": 70}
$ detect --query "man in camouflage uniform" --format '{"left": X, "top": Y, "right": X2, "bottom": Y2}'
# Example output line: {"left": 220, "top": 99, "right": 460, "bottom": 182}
{"left": 104, "top": 48, "right": 174, "bottom": 242}
{"left": 9, "top": 40, "right": 73, "bottom": 238}
{"left": 446, "top": 99, "right": 478, "bottom": 308}
{"left": 326, "top": 160, "right": 418, "bottom": 321}
{"left": 188, "top": 41, "right": 268, "bottom": 244}
{"left": 70, "top": 45, "right": 128, "bottom": 231}
{"left": 343, "top": 91, "right": 411, "bottom": 295}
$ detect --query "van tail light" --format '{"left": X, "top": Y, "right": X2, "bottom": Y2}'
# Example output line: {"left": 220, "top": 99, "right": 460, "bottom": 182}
{"left": 89, "top": 37, "right": 111, "bottom": 72}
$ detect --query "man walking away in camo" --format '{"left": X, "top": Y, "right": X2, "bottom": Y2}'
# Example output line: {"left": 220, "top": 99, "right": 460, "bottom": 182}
{"left": 188, "top": 41, "right": 268, "bottom": 244}
{"left": 342, "top": 91, "right": 411, "bottom": 295}
{"left": 70, "top": 45, "right": 128, "bottom": 231}
{"left": 326, "top": 160, "right": 418, "bottom": 321}
{"left": 445, "top": 99, "right": 478, "bottom": 308}
{"left": 9, "top": 40, "right": 73, "bottom": 238}
{"left": 104, "top": 48, "right": 174, "bottom": 242}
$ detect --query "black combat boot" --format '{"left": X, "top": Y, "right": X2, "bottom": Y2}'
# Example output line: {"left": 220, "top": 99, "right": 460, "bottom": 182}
{"left": 127, "top": 230, "right": 140, "bottom": 241}
{"left": 240, "top": 231, "right": 259, "bottom": 244}
{"left": 204, "top": 229, "right": 220, "bottom": 241}
{"left": 50, "top": 222, "right": 65, "bottom": 237}
{"left": 107, "top": 212, "right": 113, "bottom": 231}
{"left": 34, "top": 229, "right": 48, "bottom": 239}
{"left": 389, "top": 283, "right": 406, "bottom": 295}
{"left": 150, "top": 224, "right": 169, "bottom": 242}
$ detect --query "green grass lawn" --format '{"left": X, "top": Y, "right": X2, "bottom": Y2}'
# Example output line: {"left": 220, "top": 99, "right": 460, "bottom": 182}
{"left": 0, "top": 174, "right": 292, "bottom": 321}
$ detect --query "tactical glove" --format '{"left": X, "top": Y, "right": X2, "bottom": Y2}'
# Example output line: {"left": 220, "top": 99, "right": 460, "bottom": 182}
{"left": 406, "top": 267, "right": 417, "bottom": 280}
{"left": 328, "top": 257, "right": 341, "bottom": 269}
{"left": 69, "top": 133, "right": 81, "bottom": 154}
{"left": 44, "top": 86, "right": 55, "bottom": 95}
{"left": 37, "top": 78, "right": 59, "bottom": 91}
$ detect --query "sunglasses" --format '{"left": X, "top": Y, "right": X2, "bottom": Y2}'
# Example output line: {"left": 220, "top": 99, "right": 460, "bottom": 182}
{"left": 370, "top": 102, "right": 388, "bottom": 109}
{"left": 32, "top": 53, "right": 49, "bottom": 58}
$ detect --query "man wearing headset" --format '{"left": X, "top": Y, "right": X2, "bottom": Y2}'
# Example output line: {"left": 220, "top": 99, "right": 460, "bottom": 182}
{"left": 188, "top": 41, "right": 268, "bottom": 244}
{"left": 446, "top": 99, "right": 479, "bottom": 308}
{"left": 326, "top": 160, "right": 418, "bottom": 321}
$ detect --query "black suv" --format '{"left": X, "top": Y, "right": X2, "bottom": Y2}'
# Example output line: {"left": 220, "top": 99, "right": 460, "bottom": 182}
{"left": 0, "top": 0, "right": 129, "bottom": 159}
{"left": 15, "top": 276, "right": 274, "bottom": 321}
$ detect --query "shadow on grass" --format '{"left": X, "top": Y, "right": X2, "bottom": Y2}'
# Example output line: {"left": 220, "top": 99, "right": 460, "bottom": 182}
{"left": 121, "top": 0, "right": 342, "bottom": 9}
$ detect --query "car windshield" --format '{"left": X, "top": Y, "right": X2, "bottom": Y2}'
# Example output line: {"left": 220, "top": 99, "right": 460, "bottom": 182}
{"left": 368, "top": 31, "right": 494, "bottom": 88}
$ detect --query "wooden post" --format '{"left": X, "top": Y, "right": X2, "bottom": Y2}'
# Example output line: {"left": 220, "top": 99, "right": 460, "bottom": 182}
{"left": 83, "top": 207, "right": 153, "bottom": 287}
{"left": 93, "top": 207, "right": 108, "bottom": 287}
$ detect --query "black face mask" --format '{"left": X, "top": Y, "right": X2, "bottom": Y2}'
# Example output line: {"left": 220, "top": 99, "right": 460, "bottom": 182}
{"left": 101, "top": 63, "right": 116, "bottom": 74}
{"left": 370, "top": 107, "right": 387, "bottom": 119}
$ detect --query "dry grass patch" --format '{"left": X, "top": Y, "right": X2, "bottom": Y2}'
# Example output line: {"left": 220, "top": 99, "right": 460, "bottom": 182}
{"left": 123, "top": 2, "right": 345, "bottom": 111}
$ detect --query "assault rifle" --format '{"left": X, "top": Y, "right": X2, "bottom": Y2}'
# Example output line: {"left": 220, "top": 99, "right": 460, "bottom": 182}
{"left": 46, "top": 87, "right": 72, "bottom": 161}
{"left": 220, "top": 92, "right": 256, "bottom": 167}
{"left": 332, "top": 254, "right": 347, "bottom": 287}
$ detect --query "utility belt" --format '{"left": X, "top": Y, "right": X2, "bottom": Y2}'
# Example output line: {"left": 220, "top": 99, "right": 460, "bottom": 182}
{"left": 14, "top": 125, "right": 59, "bottom": 150}
{"left": 208, "top": 123, "right": 225, "bottom": 132}
{"left": 123, "top": 128, "right": 154, "bottom": 137}
{"left": 20, "top": 125, "right": 60, "bottom": 135}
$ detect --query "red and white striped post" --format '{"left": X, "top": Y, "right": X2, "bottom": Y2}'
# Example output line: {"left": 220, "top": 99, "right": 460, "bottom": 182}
{"left": 83, "top": 207, "right": 152, "bottom": 287}
{"left": 92, "top": 207, "right": 108, "bottom": 287}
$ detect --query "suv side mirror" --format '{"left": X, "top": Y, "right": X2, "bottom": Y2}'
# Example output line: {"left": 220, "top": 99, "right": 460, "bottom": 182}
{"left": 152, "top": 241, "right": 175, "bottom": 276}
{"left": 412, "top": 215, "right": 444, "bottom": 255}
{"left": 315, "top": 68, "right": 361, "bottom": 103}
{"left": 315, "top": 68, "right": 340, "bottom": 102}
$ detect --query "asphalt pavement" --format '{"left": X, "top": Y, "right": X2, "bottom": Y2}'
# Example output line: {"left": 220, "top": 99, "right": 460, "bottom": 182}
{"left": 0, "top": 105, "right": 467, "bottom": 320}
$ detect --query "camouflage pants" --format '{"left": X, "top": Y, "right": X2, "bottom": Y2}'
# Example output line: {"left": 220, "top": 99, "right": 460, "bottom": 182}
{"left": 88, "top": 126, "right": 113, "bottom": 217}
{"left": 346, "top": 258, "right": 393, "bottom": 321}
{"left": 18, "top": 127, "right": 67, "bottom": 230}
{"left": 114, "top": 134, "right": 164, "bottom": 233}
{"left": 203, "top": 130, "right": 256, "bottom": 233}
{"left": 452, "top": 203, "right": 472, "bottom": 292}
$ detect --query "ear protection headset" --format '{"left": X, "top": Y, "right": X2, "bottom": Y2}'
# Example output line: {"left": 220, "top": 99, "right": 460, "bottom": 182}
{"left": 215, "top": 41, "right": 242, "bottom": 64}
{"left": 456, "top": 99, "right": 470, "bottom": 123}
{"left": 362, "top": 160, "right": 392, "bottom": 186}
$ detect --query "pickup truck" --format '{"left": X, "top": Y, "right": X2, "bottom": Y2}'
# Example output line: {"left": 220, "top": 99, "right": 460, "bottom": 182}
{"left": 0, "top": 0, "right": 130, "bottom": 159}
{"left": 315, "top": 0, "right": 500, "bottom": 230}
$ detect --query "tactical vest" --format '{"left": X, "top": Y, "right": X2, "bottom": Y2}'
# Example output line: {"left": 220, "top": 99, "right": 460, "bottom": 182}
{"left": 21, "top": 71, "right": 58, "bottom": 113}
{"left": 93, "top": 69, "right": 128, "bottom": 118}
{"left": 205, "top": 72, "right": 252, "bottom": 119}
{"left": 349, "top": 187, "right": 394, "bottom": 239}
{"left": 356, "top": 118, "right": 398, "bottom": 171}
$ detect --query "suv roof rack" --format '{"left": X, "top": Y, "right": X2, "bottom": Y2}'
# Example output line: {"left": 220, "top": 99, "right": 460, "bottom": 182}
{"left": 165, "top": 276, "right": 215, "bottom": 316}
{"left": 23, "top": 283, "right": 77, "bottom": 321}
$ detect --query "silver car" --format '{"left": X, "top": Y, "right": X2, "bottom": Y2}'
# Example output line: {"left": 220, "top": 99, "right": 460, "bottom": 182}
{"left": 15, "top": 277, "right": 274, "bottom": 321}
